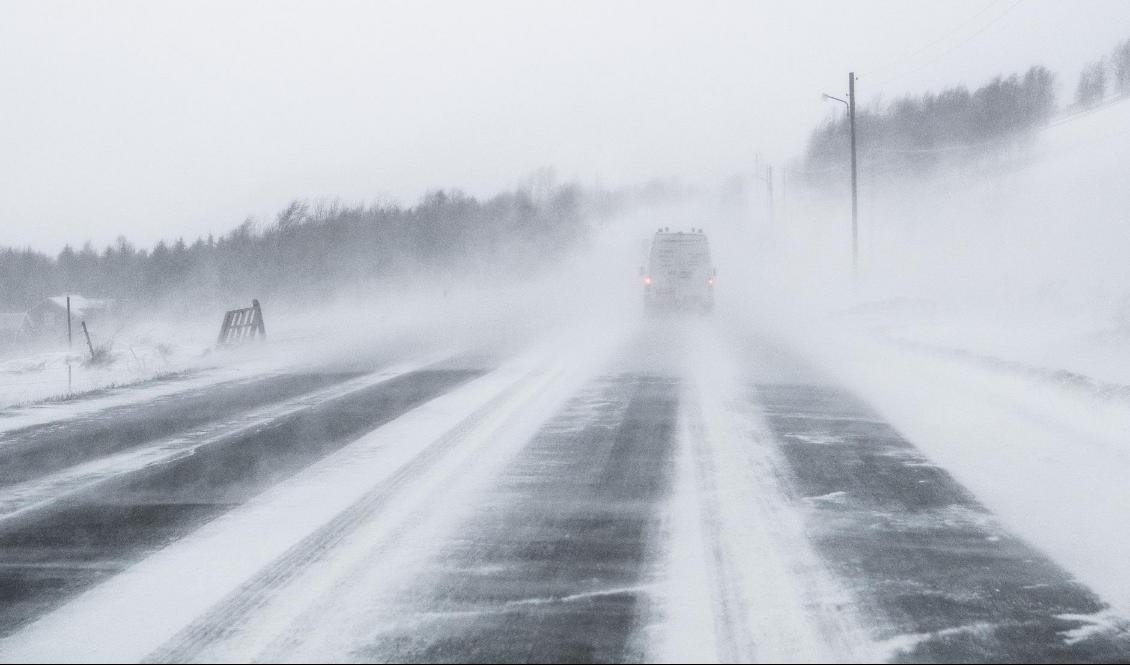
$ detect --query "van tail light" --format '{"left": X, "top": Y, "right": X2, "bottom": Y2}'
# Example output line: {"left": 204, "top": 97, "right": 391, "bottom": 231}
{"left": 643, "top": 276, "right": 652, "bottom": 286}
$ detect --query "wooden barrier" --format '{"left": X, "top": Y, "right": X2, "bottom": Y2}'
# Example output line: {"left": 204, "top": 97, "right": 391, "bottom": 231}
{"left": 217, "top": 299, "right": 266, "bottom": 345}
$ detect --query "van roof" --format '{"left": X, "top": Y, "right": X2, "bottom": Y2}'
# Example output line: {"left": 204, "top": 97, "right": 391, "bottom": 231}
{"left": 653, "top": 230, "right": 708, "bottom": 240}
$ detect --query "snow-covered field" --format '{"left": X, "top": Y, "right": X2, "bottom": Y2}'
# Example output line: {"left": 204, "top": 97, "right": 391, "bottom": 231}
{"left": 0, "top": 328, "right": 210, "bottom": 410}
{"left": 0, "top": 260, "right": 635, "bottom": 426}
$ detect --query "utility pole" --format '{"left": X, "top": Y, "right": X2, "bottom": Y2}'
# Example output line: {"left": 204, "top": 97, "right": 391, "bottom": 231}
{"left": 823, "top": 73, "right": 860, "bottom": 275}
{"left": 66, "top": 295, "right": 72, "bottom": 394}
{"left": 849, "top": 72, "right": 859, "bottom": 274}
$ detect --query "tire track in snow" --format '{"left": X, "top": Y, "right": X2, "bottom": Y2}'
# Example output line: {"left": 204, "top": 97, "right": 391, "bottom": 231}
{"left": 0, "top": 365, "right": 481, "bottom": 643}
{"left": 147, "top": 336, "right": 624, "bottom": 663}
{"left": 295, "top": 374, "right": 679, "bottom": 663}
{"left": 0, "top": 357, "right": 449, "bottom": 532}
{"left": 0, "top": 372, "right": 363, "bottom": 482}
{"left": 147, "top": 365, "right": 558, "bottom": 663}
{"left": 0, "top": 364, "right": 538, "bottom": 663}
{"left": 758, "top": 381, "right": 1130, "bottom": 662}
{"left": 647, "top": 325, "right": 876, "bottom": 663}
{"left": 0, "top": 370, "right": 272, "bottom": 437}
{"left": 0, "top": 329, "right": 625, "bottom": 663}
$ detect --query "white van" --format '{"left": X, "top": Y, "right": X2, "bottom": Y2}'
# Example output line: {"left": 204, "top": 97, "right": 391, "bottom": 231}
{"left": 641, "top": 229, "right": 715, "bottom": 313}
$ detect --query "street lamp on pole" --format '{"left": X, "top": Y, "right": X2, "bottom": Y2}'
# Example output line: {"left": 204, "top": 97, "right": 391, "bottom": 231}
{"left": 823, "top": 72, "right": 859, "bottom": 275}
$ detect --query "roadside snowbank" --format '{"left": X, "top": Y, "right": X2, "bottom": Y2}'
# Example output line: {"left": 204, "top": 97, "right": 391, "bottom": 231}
{"left": 764, "top": 312, "right": 1130, "bottom": 623}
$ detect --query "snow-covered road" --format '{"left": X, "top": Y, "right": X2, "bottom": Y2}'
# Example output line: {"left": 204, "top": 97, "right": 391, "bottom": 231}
{"left": 0, "top": 317, "right": 1127, "bottom": 663}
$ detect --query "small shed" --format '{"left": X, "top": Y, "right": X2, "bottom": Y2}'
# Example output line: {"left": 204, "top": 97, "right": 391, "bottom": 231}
{"left": 27, "top": 295, "right": 112, "bottom": 336}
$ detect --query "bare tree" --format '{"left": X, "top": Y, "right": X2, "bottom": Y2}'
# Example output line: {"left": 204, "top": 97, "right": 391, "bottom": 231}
{"left": 1113, "top": 39, "right": 1130, "bottom": 96}
{"left": 1076, "top": 58, "right": 1107, "bottom": 108}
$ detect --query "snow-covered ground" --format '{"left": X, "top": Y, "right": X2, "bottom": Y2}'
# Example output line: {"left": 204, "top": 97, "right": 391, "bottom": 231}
{"left": 0, "top": 311, "right": 339, "bottom": 416}
{"left": 758, "top": 95, "right": 1130, "bottom": 383}
{"left": 4, "top": 308, "right": 1124, "bottom": 662}
{"left": 648, "top": 322, "right": 877, "bottom": 663}
{"left": 0, "top": 319, "right": 629, "bottom": 663}
{"left": 706, "top": 96, "right": 1130, "bottom": 649}
{"left": 782, "top": 321, "right": 1130, "bottom": 621}
{"left": 0, "top": 328, "right": 210, "bottom": 411}
{"left": 0, "top": 256, "right": 638, "bottom": 428}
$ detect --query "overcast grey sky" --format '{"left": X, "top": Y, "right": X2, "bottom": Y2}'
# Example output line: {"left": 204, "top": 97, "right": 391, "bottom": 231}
{"left": 2, "top": 0, "right": 1128, "bottom": 252}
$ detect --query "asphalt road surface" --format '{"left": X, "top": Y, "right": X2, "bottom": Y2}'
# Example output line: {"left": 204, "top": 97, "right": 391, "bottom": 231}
{"left": 0, "top": 319, "right": 1126, "bottom": 663}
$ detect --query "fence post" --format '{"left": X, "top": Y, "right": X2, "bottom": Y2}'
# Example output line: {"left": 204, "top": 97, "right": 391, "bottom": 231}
{"left": 81, "top": 321, "right": 95, "bottom": 360}
{"left": 217, "top": 311, "right": 232, "bottom": 345}
{"left": 252, "top": 299, "right": 266, "bottom": 338}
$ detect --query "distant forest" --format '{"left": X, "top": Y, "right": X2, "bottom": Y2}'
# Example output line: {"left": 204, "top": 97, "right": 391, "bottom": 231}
{"left": 1075, "top": 36, "right": 1130, "bottom": 108}
{"left": 802, "top": 66, "right": 1057, "bottom": 182}
{"left": 0, "top": 182, "right": 627, "bottom": 311}
{"left": 802, "top": 34, "right": 1130, "bottom": 181}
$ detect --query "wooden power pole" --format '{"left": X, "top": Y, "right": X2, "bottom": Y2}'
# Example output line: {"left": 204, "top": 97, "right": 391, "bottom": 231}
{"left": 849, "top": 71, "right": 859, "bottom": 274}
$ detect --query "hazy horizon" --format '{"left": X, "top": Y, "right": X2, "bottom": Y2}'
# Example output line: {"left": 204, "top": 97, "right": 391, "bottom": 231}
{"left": 2, "top": 0, "right": 1130, "bottom": 253}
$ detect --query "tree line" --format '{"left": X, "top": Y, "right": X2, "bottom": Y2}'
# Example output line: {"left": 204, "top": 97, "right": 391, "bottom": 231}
{"left": 0, "top": 181, "right": 614, "bottom": 312}
{"left": 1075, "top": 37, "right": 1130, "bottom": 108}
{"left": 802, "top": 66, "right": 1057, "bottom": 183}
{"left": 802, "top": 32, "right": 1130, "bottom": 182}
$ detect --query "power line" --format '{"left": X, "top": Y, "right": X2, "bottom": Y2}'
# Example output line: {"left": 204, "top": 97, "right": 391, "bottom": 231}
{"left": 795, "top": 1, "right": 1034, "bottom": 185}
{"left": 866, "top": 0, "right": 1009, "bottom": 80}
{"left": 872, "top": 0, "right": 1027, "bottom": 89}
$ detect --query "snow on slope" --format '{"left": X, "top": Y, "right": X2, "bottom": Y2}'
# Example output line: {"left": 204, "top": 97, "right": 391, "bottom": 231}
{"left": 729, "top": 99, "right": 1130, "bottom": 641}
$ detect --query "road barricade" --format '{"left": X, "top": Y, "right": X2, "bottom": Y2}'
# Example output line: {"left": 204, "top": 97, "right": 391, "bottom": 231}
{"left": 218, "top": 299, "right": 266, "bottom": 345}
